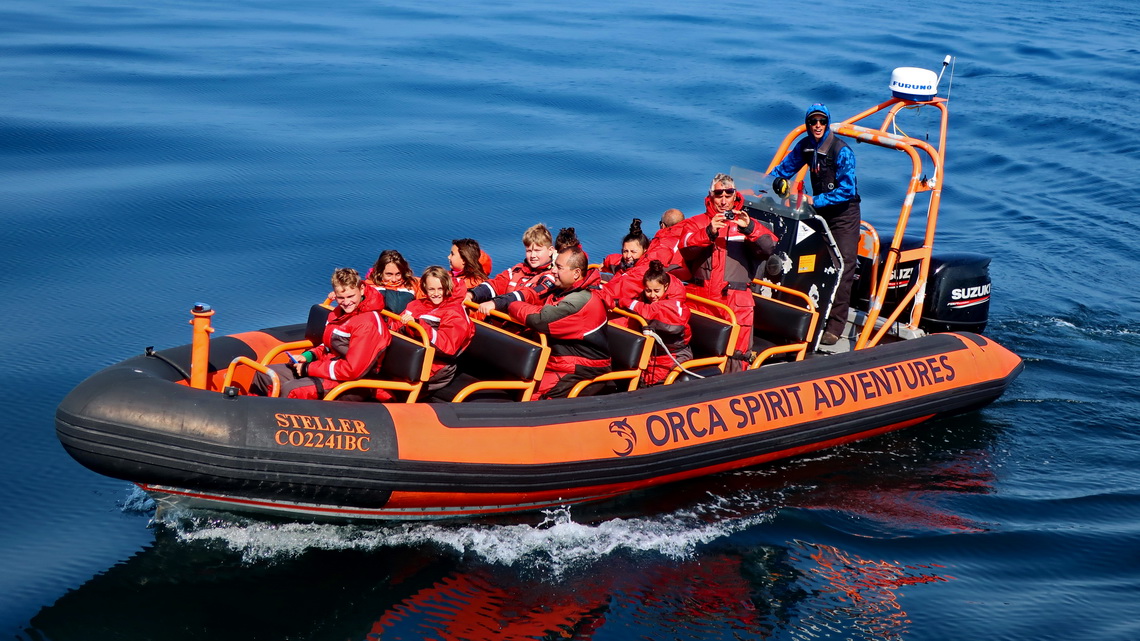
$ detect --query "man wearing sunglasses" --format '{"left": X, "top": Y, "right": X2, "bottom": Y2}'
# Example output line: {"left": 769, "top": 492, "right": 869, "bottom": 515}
{"left": 770, "top": 103, "right": 862, "bottom": 346}
{"left": 678, "top": 173, "right": 779, "bottom": 361}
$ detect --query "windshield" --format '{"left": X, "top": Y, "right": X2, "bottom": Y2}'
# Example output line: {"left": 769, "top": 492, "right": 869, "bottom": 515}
{"left": 730, "top": 166, "right": 817, "bottom": 220}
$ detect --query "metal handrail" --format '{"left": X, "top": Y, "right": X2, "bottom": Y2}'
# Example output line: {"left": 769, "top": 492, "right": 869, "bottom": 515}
{"left": 763, "top": 97, "right": 949, "bottom": 350}
{"left": 222, "top": 356, "right": 279, "bottom": 397}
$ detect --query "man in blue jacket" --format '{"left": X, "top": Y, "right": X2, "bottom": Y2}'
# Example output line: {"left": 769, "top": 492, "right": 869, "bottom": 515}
{"left": 771, "top": 103, "right": 861, "bottom": 345}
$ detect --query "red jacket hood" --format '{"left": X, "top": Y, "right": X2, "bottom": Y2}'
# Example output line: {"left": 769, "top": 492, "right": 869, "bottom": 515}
{"left": 356, "top": 289, "right": 387, "bottom": 314}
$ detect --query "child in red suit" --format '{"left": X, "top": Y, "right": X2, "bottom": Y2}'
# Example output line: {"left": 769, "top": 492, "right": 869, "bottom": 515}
{"left": 615, "top": 260, "right": 692, "bottom": 386}
{"left": 253, "top": 268, "right": 390, "bottom": 400}
{"left": 393, "top": 265, "right": 476, "bottom": 395}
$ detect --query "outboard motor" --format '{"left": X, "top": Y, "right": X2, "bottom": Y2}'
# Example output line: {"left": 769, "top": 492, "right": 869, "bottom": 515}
{"left": 922, "top": 252, "right": 991, "bottom": 334}
{"left": 852, "top": 237, "right": 991, "bottom": 334}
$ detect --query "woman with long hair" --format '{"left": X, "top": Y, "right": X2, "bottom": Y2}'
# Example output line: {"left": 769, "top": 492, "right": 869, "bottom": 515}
{"left": 365, "top": 249, "right": 422, "bottom": 313}
{"left": 448, "top": 238, "right": 489, "bottom": 290}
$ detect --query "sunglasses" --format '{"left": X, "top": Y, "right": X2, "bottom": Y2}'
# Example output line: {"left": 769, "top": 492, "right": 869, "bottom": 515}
{"left": 807, "top": 118, "right": 828, "bottom": 126}
{"left": 710, "top": 188, "right": 736, "bottom": 197}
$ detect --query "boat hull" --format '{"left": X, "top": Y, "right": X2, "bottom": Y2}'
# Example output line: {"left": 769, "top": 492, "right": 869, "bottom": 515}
{"left": 56, "top": 327, "right": 1022, "bottom": 521}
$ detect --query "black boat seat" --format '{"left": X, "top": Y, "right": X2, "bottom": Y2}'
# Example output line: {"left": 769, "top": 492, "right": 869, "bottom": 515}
{"left": 664, "top": 309, "right": 736, "bottom": 384}
{"left": 432, "top": 319, "right": 550, "bottom": 402}
{"left": 749, "top": 280, "right": 820, "bottom": 368}
{"left": 251, "top": 303, "right": 335, "bottom": 371}
{"left": 566, "top": 322, "right": 653, "bottom": 398}
{"left": 305, "top": 303, "right": 330, "bottom": 345}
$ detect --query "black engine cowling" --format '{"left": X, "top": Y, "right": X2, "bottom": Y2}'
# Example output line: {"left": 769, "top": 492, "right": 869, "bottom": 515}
{"left": 921, "top": 252, "right": 991, "bottom": 333}
{"left": 853, "top": 237, "right": 990, "bottom": 334}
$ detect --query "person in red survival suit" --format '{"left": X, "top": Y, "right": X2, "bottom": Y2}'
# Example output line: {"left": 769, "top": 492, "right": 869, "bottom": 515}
{"left": 252, "top": 267, "right": 391, "bottom": 400}
{"left": 391, "top": 265, "right": 475, "bottom": 396}
{"left": 614, "top": 259, "right": 692, "bottom": 386}
{"left": 649, "top": 208, "right": 691, "bottom": 281}
{"left": 364, "top": 249, "right": 423, "bottom": 314}
{"left": 477, "top": 226, "right": 577, "bottom": 315}
{"left": 448, "top": 238, "right": 491, "bottom": 291}
{"left": 678, "top": 173, "right": 779, "bottom": 358}
{"left": 601, "top": 217, "right": 651, "bottom": 277}
{"left": 492, "top": 241, "right": 611, "bottom": 399}
{"left": 603, "top": 210, "right": 695, "bottom": 313}
{"left": 470, "top": 223, "right": 557, "bottom": 314}
{"left": 599, "top": 218, "right": 652, "bottom": 309}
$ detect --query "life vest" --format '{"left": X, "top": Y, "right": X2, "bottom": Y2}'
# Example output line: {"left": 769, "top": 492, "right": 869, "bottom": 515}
{"left": 806, "top": 133, "right": 861, "bottom": 203}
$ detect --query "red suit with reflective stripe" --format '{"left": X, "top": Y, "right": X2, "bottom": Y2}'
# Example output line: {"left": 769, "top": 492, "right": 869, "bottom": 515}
{"left": 599, "top": 256, "right": 649, "bottom": 309}
{"left": 398, "top": 291, "right": 475, "bottom": 390}
{"left": 363, "top": 265, "right": 424, "bottom": 314}
{"left": 508, "top": 268, "right": 611, "bottom": 399}
{"left": 678, "top": 192, "right": 777, "bottom": 353}
{"left": 453, "top": 274, "right": 484, "bottom": 292}
{"left": 618, "top": 273, "right": 692, "bottom": 385}
{"left": 468, "top": 260, "right": 556, "bottom": 304}
{"left": 305, "top": 303, "right": 391, "bottom": 385}
{"left": 366, "top": 282, "right": 421, "bottom": 314}
{"left": 255, "top": 291, "right": 392, "bottom": 400}
{"left": 600, "top": 222, "right": 693, "bottom": 309}
{"left": 647, "top": 223, "right": 691, "bottom": 281}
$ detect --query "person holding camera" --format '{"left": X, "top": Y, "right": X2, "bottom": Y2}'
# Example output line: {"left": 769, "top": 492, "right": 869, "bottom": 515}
{"left": 770, "top": 103, "right": 861, "bottom": 346}
{"left": 677, "top": 173, "right": 778, "bottom": 358}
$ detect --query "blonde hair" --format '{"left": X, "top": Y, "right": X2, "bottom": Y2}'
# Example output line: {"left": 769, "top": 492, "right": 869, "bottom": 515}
{"left": 331, "top": 267, "right": 362, "bottom": 290}
{"left": 522, "top": 223, "right": 553, "bottom": 247}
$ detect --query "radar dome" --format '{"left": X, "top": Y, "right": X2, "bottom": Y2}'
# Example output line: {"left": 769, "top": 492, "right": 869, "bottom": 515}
{"left": 890, "top": 67, "right": 938, "bottom": 101}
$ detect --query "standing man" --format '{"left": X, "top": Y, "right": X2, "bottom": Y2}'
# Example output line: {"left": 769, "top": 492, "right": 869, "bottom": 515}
{"left": 771, "top": 103, "right": 861, "bottom": 345}
{"left": 678, "top": 173, "right": 778, "bottom": 358}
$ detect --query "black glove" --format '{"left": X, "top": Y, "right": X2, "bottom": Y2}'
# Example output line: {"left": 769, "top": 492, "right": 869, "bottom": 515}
{"left": 758, "top": 234, "right": 775, "bottom": 254}
{"left": 773, "top": 177, "right": 789, "bottom": 198}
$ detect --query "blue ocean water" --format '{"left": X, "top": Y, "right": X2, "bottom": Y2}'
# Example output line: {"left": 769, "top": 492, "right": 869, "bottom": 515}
{"left": 3, "top": 0, "right": 1140, "bottom": 638}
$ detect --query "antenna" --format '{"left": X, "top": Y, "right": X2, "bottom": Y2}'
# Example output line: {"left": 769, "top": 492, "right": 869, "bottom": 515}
{"left": 936, "top": 55, "right": 952, "bottom": 84}
{"left": 938, "top": 55, "right": 956, "bottom": 102}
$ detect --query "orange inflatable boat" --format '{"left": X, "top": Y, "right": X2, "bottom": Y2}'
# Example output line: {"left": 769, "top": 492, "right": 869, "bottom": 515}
{"left": 55, "top": 61, "right": 1023, "bottom": 521}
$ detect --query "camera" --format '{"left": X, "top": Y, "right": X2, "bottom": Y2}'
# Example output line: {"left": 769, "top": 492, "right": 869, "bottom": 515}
{"left": 723, "top": 210, "right": 736, "bottom": 220}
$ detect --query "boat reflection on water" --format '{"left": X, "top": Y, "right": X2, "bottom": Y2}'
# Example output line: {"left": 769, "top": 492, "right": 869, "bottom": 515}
{"left": 366, "top": 542, "right": 954, "bottom": 641}
{"left": 23, "top": 416, "right": 1001, "bottom": 641}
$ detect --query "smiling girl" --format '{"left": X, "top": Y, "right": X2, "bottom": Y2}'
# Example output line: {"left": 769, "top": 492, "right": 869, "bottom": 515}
{"left": 616, "top": 260, "right": 692, "bottom": 386}
{"left": 394, "top": 265, "right": 475, "bottom": 394}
